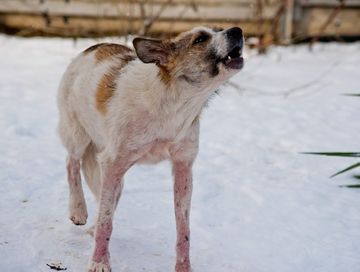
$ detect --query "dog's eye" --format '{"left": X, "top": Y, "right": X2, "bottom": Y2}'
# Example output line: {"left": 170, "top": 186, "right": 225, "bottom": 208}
{"left": 193, "top": 34, "right": 210, "bottom": 45}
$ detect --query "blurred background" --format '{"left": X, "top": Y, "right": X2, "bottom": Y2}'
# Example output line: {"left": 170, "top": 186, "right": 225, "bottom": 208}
{"left": 0, "top": 0, "right": 359, "bottom": 49}
{"left": 1, "top": 1, "right": 360, "bottom": 272}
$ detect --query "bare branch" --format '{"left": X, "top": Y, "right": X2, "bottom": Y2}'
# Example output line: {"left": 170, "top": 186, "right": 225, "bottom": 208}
{"left": 138, "top": 0, "right": 173, "bottom": 36}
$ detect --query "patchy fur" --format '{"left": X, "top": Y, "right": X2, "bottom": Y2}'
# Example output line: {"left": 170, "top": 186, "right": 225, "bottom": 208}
{"left": 57, "top": 26, "right": 244, "bottom": 272}
{"left": 96, "top": 69, "right": 119, "bottom": 114}
{"left": 95, "top": 55, "right": 135, "bottom": 114}
{"left": 84, "top": 43, "right": 133, "bottom": 63}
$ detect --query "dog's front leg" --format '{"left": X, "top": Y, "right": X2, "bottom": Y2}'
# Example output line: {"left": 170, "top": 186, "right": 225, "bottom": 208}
{"left": 88, "top": 154, "right": 132, "bottom": 272}
{"left": 172, "top": 160, "right": 193, "bottom": 272}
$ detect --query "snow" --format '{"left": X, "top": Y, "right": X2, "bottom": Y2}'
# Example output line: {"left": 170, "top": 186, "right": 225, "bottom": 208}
{"left": 0, "top": 35, "right": 359, "bottom": 272}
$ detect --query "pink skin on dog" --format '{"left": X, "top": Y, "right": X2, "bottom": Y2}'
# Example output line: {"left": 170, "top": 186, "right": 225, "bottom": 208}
{"left": 58, "top": 26, "right": 244, "bottom": 272}
{"left": 173, "top": 161, "right": 193, "bottom": 270}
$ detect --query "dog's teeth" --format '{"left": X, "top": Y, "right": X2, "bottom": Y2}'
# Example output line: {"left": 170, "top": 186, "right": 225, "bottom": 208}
{"left": 227, "top": 55, "right": 231, "bottom": 60}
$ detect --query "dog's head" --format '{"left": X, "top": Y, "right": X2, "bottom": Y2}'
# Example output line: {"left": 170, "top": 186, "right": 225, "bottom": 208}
{"left": 133, "top": 26, "right": 244, "bottom": 88}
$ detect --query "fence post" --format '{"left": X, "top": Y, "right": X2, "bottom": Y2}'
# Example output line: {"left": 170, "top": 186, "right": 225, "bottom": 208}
{"left": 281, "top": 0, "right": 294, "bottom": 44}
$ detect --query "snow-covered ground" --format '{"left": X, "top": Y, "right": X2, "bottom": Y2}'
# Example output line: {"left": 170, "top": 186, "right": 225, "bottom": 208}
{"left": 0, "top": 35, "right": 359, "bottom": 272}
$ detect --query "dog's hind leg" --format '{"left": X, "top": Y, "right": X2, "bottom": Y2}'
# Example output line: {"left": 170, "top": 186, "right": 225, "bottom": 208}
{"left": 66, "top": 154, "right": 88, "bottom": 225}
{"left": 58, "top": 112, "right": 91, "bottom": 226}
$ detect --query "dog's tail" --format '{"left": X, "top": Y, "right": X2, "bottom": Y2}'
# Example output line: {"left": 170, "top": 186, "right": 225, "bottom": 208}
{"left": 81, "top": 142, "right": 101, "bottom": 201}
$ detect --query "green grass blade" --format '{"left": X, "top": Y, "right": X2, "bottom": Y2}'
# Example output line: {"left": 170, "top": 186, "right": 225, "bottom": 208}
{"left": 331, "top": 162, "right": 360, "bottom": 178}
{"left": 340, "top": 184, "right": 360, "bottom": 188}
{"left": 301, "top": 152, "right": 360, "bottom": 158}
{"left": 343, "top": 93, "right": 360, "bottom": 97}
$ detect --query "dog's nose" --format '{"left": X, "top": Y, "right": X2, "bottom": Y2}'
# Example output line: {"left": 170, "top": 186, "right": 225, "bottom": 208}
{"left": 226, "top": 27, "right": 243, "bottom": 40}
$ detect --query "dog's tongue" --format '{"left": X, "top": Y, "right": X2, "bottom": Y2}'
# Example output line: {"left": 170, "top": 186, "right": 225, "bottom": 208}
{"left": 224, "top": 56, "right": 244, "bottom": 70}
{"left": 222, "top": 45, "right": 244, "bottom": 70}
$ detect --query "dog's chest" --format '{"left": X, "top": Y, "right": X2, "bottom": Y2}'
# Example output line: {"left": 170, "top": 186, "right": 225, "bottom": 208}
{"left": 133, "top": 114, "right": 197, "bottom": 164}
{"left": 137, "top": 140, "right": 172, "bottom": 164}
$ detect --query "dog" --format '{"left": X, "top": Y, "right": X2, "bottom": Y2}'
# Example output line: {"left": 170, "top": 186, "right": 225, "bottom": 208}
{"left": 57, "top": 26, "right": 244, "bottom": 272}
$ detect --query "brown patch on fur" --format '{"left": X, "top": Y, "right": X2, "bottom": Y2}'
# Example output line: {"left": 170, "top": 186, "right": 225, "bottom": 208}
{"left": 95, "top": 44, "right": 132, "bottom": 62}
{"left": 157, "top": 32, "right": 211, "bottom": 85}
{"left": 83, "top": 43, "right": 133, "bottom": 63}
{"left": 172, "top": 32, "right": 193, "bottom": 45}
{"left": 158, "top": 66, "right": 172, "bottom": 86}
{"left": 96, "top": 55, "right": 135, "bottom": 114}
{"left": 96, "top": 72, "right": 117, "bottom": 115}
{"left": 83, "top": 43, "right": 107, "bottom": 54}
{"left": 156, "top": 35, "right": 192, "bottom": 85}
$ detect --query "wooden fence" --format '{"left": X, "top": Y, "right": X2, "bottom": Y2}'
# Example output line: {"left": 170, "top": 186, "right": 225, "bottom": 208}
{"left": 295, "top": 0, "right": 360, "bottom": 40}
{"left": 0, "top": 0, "right": 359, "bottom": 43}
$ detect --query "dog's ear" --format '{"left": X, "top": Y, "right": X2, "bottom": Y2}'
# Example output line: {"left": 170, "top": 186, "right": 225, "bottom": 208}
{"left": 133, "top": 38, "right": 170, "bottom": 66}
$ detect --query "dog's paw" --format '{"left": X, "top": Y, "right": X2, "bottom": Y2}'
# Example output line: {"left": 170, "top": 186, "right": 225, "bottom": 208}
{"left": 69, "top": 202, "right": 88, "bottom": 225}
{"left": 88, "top": 261, "right": 111, "bottom": 272}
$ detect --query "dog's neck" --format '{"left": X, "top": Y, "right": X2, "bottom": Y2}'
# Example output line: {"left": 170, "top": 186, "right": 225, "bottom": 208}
{"left": 114, "top": 59, "right": 219, "bottom": 143}
{"left": 125, "top": 60, "right": 217, "bottom": 117}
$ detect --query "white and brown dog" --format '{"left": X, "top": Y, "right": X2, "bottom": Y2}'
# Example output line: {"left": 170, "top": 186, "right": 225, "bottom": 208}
{"left": 57, "top": 26, "right": 244, "bottom": 272}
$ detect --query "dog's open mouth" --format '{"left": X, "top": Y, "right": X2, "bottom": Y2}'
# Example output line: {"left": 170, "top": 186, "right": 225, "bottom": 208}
{"left": 221, "top": 46, "right": 243, "bottom": 70}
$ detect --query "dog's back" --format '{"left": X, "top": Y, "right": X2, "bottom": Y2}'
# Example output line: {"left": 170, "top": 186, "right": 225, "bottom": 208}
{"left": 57, "top": 43, "right": 136, "bottom": 200}
{"left": 58, "top": 43, "right": 135, "bottom": 148}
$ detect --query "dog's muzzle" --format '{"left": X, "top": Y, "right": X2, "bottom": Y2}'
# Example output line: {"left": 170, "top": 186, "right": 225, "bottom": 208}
{"left": 221, "top": 27, "right": 244, "bottom": 70}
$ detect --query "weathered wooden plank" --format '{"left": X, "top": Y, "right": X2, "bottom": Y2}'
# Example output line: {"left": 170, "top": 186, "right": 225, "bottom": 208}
{"left": 0, "top": 0, "right": 281, "bottom": 20}
{"left": 300, "top": 0, "right": 360, "bottom": 8}
{"left": 0, "top": 13, "right": 275, "bottom": 37}
{"left": 1, "top": 0, "right": 358, "bottom": 39}
{"left": 54, "top": 0, "right": 280, "bottom": 6}
{"left": 300, "top": 8, "right": 360, "bottom": 36}
{"left": 280, "top": 0, "right": 294, "bottom": 44}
